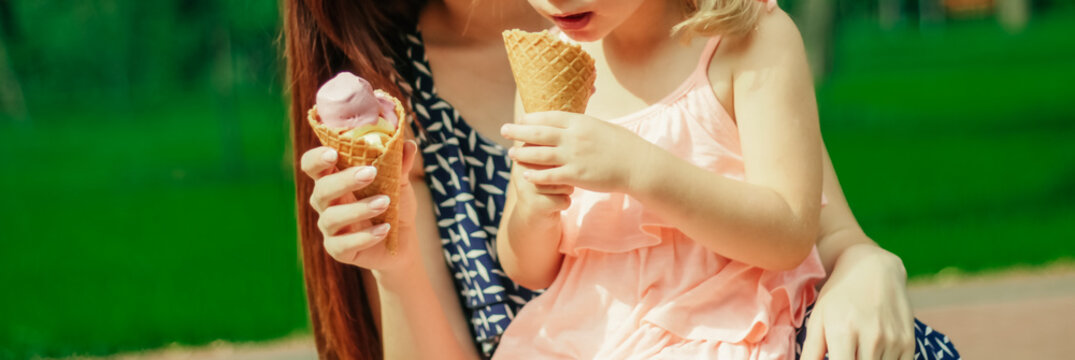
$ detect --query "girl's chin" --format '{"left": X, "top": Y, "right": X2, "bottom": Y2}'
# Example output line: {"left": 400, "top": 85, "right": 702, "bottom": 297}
{"left": 560, "top": 29, "right": 602, "bottom": 43}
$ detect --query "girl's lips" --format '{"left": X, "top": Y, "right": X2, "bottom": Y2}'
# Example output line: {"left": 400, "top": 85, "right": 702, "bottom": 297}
{"left": 552, "top": 12, "right": 593, "bottom": 31}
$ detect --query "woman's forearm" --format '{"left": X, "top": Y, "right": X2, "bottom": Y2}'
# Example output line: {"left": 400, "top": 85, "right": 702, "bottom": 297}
{"left": 373, "top": 227, "right": 473, "bottom": 360}
{"left": 371, "top": 178, "right": 477, "bottom": 360}
{"left": 801, "top": 145, "right": 915, "bottom": 359}
{"left": 630, "top": 150, "right": 819, "bottom": 271}
{"left": 815, "top": 227, "right": 875, "bottom": 275}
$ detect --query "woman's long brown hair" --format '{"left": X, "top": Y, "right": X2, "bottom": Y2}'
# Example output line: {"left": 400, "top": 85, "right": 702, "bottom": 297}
{"left": 282, "top": 0, "right": 424, "bottom": 358}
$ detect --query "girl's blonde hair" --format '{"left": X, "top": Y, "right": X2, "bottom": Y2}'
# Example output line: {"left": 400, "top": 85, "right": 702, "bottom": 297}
{"left": 672, "top": 0, "right": 764, "bottom": 40}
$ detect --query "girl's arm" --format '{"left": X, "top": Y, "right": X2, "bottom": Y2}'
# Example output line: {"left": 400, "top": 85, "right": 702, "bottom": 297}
{"left": 497, "top": 173, "right": 569, "bottom": 289}
{"left": 497, "top": 95, "right": 569, "bottom": 290}
{"left": 815, "top": 144, "right": 882, "bottom": 273}
{"left": 502, "top": 12, "right": 821, "bottom": 271}
{"left": 629, "top": 11, "right": 823, "bottom": 270}
{"left": 300, "top": 144, "right": 476, "bottom": 360}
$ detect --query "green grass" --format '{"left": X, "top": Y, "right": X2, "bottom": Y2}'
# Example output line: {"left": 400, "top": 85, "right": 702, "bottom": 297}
{"left": 0, "top": 91, "right": 308, "bottom": 358}
{"left": 818, "top": 12, "right": 1075, "bottom": 276}
{"left": 1, "top": 10, "right": 1074, "bottom": 360}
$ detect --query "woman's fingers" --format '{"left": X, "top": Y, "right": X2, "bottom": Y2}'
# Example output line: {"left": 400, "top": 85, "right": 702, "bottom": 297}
{"left": 890, "top": 322, "right": 916, "bottom": 360}
{"left": 309, "top": 166, "right": 378, "bottom": 212}
{"left": 880, "top": 304, "right": 915, "bottom": 360}
{"left": 897, "top": 346, "right": 915, "bottom": 360}
{"left": 826, "top": 327, "right": 857, "bottom": 360}
{"left": 300, "top": 146, "right": 339, "bottom": 180}
{"left": 500, "top": 124, "right": 562, "bottom": 146}
{"left": 857, "top": 329, "right": 883, "bottom": 360}
{"left": 323, "top": 223, "right": 392, "bottom": 263}
{"left": 800, "top": 314, "right": 827, "bottom": 360}
{"left": 317, "top": 195, "right": 391, "bottom": 236}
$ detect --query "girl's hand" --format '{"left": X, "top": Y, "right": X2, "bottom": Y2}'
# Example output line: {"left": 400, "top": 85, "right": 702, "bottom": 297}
{"left": 299, "top": 142, "right": 419, "bottom": 273}
{"left": 501, "top": 111, "right": 659, "bottom": 194}
{"left": 800, "top": 244, "right": 916, "bottom": 360}
{"left": 509, "top": 159, "right": 574, "bottom": 216}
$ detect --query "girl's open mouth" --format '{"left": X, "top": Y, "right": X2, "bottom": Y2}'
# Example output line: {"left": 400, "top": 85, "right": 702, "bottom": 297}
{"left": 552, "top": 12, "right": 593, "bottom": 31}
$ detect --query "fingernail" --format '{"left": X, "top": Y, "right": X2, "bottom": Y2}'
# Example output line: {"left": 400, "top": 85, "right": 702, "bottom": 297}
{"left": 507, "top": 147, "right": 516, "bottom": 157}
{"left": 368, "top": 195, "right": 390, "bottom": 210}
{"left": 355, "top": 166, "right": 377, "bottom": 181}
{"left": 321, "top": 149, "right": 338, "bottom": 163}
{"left": 500, "top": 124, "right": 512, "bottom": 136}
{"left": 371, "top": 223, "right": 391, "bottom": 238}
{"left": 523, "top": 170, "right": 534, "bottom": 179}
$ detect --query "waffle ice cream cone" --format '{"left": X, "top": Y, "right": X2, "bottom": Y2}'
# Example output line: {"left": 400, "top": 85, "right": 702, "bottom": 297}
{"left": 307, "top": 89, "right": 408, "bottom": 254}
{"left": 503, "top": 29, "right": 596, "bottom": 113}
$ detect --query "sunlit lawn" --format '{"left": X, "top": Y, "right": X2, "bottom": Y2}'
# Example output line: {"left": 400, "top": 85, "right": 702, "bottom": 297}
{"left": 0, "top": 93, "right": 307, "bottom": 358}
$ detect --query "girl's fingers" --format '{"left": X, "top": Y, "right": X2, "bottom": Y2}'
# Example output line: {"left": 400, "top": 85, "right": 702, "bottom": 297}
{"left": 541, "top": 193, "right": 572, "bottom": 212}
{"left": 500, "top": 124, "right": 562, "bottom": 146}
{"left": 317, "top": 195, "right": 391, "bottom": 236}
{"left": 508, "top": 146, "right": 562, "bottom": 166}
{"left": 300, "top": 146, "right": 339, "bottom": 180}
{"left": 800, "top": 315, "right": 827, "bottom": 360}
{"left": 519, "top": 112, "right": 571, "bottom": 128}
{"left": 309, "top": 166, "right": 378, "bottom": 212}
{"left": 522, "top": 168, "right": 570, "bottom": 186}
{"left": 323, "top": 223, "right": 392, "bottom": 263}
{"left": 534, "top": 184, "right": 573, "bottom": 196}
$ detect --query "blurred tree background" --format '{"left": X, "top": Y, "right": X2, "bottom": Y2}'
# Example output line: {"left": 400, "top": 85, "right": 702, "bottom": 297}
{"left": 0, "top": 0, "right": 1072, "bottom": 358}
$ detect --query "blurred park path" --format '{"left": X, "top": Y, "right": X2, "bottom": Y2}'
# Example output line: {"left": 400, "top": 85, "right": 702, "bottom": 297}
{"left": 61, "top": 336, "right": 317, "bottom": 360}
{"left": 910, "top": 265, "right": 1075, "bottom": 360}
{"left": 74, "top": 266, "right": 1075, "bottom": 360}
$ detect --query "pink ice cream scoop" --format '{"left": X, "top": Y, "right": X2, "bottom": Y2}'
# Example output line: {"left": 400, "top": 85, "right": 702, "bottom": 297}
{"left": 315, "top": 72, "right": 399, "bottom": 129}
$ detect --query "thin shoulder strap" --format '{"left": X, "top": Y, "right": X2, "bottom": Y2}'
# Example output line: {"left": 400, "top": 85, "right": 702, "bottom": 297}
{"left": 691, "top": 0, "right": 777, "bottom": 78}
{"left": 692, "top": 36, "right": 724, "bottom": 79}
{"left": 762, "top": 0, "right": 778, "bottom": 12}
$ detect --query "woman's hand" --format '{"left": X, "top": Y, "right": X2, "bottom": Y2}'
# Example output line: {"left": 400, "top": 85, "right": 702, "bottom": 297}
{"left": 801, "top": 243, "right": 916, "bottom": 360}
{"left": 299, "top": 142, "right": 419, "bottom": 273}
{"left": 501, "top": 111, "right": 659, "bottom": 194}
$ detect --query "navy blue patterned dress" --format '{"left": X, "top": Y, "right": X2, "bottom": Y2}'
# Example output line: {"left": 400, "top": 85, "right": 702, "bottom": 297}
{"left": 399, "top": 31, "right": 541, "bottom": 357}
{"left": 397, "top": 30, "right": 958, "bottom": 360}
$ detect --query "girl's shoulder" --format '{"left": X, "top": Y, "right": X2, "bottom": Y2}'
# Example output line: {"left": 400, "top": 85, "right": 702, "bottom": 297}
{"left": 713, "top": 7, "right": 806, "bottom": 74}
{"left": 705, "top": 6, "right": 813, "bottom": 110}
{"left": 704, "top": 6, "right": 812, "bottom": 115}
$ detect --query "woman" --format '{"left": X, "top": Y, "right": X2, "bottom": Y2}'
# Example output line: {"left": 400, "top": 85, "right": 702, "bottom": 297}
{"left": 282, "top": 0, "right": 956, "bottom": 359}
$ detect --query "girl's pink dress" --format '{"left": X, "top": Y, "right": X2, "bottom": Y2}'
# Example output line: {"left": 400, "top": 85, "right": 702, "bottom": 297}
{"left": 493, "top": 29, "right": 825, "bottom": 360}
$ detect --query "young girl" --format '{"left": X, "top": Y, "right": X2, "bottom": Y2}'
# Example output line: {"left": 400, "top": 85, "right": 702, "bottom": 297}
{"left": 496, "top": 0, "right": 826, "bottom": 357}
